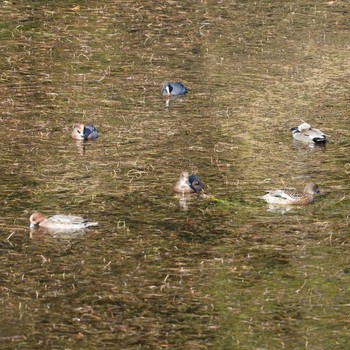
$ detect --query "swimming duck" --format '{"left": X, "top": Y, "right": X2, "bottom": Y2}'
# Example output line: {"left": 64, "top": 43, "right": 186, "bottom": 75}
{"left": 71, "top": 123, "right": 98, "bottom": 140}
{"left": 262, "top": 182, "right": 322, "bottom": 205}
{"left": 161, "top": 82, "right": 188, "bottom": 96}
{"left": 29, "top": 212, "right": 98, "bottom": 231}
{"left": 174, "top": 171, "right": 203, "bottom": 193}
{"left": 290, "top": 122, "right": 327, "bottom": 144}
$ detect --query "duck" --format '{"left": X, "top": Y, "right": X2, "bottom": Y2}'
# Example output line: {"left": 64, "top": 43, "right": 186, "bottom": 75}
{"left": 261, "top": 182, "right": 322, "bottom": 205}
{"left": 174, "top": 171, "right": 203, "bottom": 194}
{"left": 71, "top": 123, "right": 98, "bottom": 140}
{"left": 161, "top": 82, "right": 188, "bottom": 96}
{"left": 29, "top": 211, "right": 98, "bottom": 231}
{"left": 290, "top": 122, "right": 327, "bottom": 144}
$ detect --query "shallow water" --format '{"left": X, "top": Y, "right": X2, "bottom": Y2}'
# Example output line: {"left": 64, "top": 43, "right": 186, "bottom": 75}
{"left": 0, "top": 0, "right": 349, "bottom": 349}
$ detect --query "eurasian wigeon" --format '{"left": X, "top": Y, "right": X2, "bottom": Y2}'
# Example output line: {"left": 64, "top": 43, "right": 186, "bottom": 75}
{"left": 174, "top": 171, "right": 203, "bottom": 194}
{"left": 290, "top": 122, "right": 327, "bottom": 144}
{"left": 161, "top": 82, "right": 188, "bottom": 96}
{"left": 71, "top": 123, "right": 98, "bottom": 140}
{"left": 261, "top": 182, "right": 322, "bottom": 205}
{"left": 29, "top": 211, "right": 98, "bottom": 231}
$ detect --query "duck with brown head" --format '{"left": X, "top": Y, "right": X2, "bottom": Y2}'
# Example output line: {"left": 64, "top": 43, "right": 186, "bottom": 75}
{"left": 30, "top": 212, "right": 98, "bottom": 231}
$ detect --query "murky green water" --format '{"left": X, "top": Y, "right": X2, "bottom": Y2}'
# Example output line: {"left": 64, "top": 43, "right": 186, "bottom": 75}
{"left": 0, "top": 0, "right": 349, "bottom": 349}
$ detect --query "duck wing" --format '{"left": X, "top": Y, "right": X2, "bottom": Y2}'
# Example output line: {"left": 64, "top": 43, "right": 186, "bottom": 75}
{"left": 268, "top": 189, "right": 296, "bottom": 201}
{"left": 303, "top": 128, "right": 327, "bottom": 143}
{"left": 48, "top": 215, "right": 98, "bottom": 228}
{"left": 49, "top": 215, "right": 85, "bottom": 224}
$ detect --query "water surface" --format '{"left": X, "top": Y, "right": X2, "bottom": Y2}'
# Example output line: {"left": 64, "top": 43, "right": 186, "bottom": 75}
{"left": 0, "top": 1, "right": 349, "bottom": 349}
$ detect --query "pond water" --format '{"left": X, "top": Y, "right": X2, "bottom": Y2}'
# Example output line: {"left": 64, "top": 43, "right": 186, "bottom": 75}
{"left": 0, "top": 0, "right": 349, "bottom": 349}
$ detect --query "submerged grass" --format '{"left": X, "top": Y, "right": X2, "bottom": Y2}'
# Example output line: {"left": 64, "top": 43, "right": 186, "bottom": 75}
{"left": 0, "top": 0, "right": 350, "bottom": 349}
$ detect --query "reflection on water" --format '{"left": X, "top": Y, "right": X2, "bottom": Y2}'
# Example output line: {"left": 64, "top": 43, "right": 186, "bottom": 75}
{"left": 29, "top": 226, "right": 87, "bottom": 240}
{"left": 263, "top": 203, "right": 293, "bottom": 214}
{"left": 291, "top": 139, "right": 327, "bottom": 152}
{"left": 0, "top": 0, "right": 350, "bottom": 349}
{"left": 164, "top": 95, "right": 189, "bottom": 108}
{"left": 174, "top": 193, "right": 207, "bottom": 211}
{"left": 74, "top": 139, "right": 99, "bottom": 155}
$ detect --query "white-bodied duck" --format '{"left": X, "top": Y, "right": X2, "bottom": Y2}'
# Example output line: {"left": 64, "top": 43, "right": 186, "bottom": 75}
{"left": 29, "top": 212, "right": 98, "bottom": 231}
{"left": 262, "top": 182, "right": 322, "bottom": 205}
{"left": 290, "top": 122, "right": 327, "bottom": 144}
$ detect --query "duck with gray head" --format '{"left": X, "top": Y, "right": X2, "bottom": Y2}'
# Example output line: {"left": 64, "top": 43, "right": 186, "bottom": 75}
{"left": 71, "top": 123, "right": 98, "bottom": 141}
{"left": 174, "top": 171, "right": 203, "bottom": 194}
{"left": 161, "top": 82, "right": 188, "bottom": 96}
